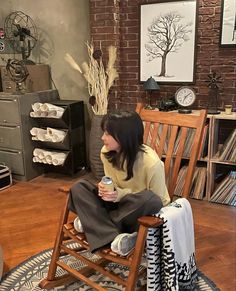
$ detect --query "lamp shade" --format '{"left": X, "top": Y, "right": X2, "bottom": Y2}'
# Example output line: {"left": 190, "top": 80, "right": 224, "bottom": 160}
{"left": 143, "top": 76, "right": 160, "bottom": 91}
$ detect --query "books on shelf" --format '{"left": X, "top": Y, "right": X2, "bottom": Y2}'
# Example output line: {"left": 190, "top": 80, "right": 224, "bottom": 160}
{"left": 216, "top": 128, "right": 236, "bottom": 162}
{"left": 198, "top": 124, "right": 209, "bottom": 160}
{"left": 144, "top": 122, "right": 209, "bottom": 160}
{"left": 173, "top": 125, "right": 208, "bottom": 159}
{"left": 144, "top": 122, "right": 169, "bottom": 154}
{"left": 210, "top": 171, "right": 236, "bottom": 206}
{"left": 174, "top": 165, "right": 207, "bottom": 200}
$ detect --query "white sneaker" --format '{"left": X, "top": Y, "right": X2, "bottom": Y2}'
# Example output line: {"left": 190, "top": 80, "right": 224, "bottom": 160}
{"left": 111, "top": 232, "right": 137, "bottom": 256}
{"left": 73, "top": 217, "right": 84, "bottom": 233}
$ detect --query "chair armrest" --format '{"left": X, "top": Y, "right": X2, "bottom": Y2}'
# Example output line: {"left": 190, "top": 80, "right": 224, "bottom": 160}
{"left": 138, "top": 216, "right": 163, "bottom": 228}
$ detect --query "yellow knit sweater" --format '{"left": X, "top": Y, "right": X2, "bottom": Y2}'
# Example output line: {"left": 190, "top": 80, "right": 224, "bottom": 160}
{"left": 100, "top": 144, "right": 170, "bottom": 206}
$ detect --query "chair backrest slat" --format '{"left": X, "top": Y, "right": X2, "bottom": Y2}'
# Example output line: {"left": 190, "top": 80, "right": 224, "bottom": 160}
{"left": 136, "top": 103, "right": 207, "bottom": 200}
{"left": 164, "top": 125, "right": 179, "bottom": 179}
{"left": 157, "top": 124, "right": 168, "bottom": 158}
{"left": 143, "top": 121, "right": 151, "bottom": 144}
{"left": 168, "top": 127, "right": 188, "bottom": 196}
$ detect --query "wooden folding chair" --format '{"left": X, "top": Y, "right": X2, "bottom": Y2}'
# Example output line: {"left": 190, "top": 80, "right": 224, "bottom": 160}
{"left": 39, "top": 104, "right": 207, "bottom": 291}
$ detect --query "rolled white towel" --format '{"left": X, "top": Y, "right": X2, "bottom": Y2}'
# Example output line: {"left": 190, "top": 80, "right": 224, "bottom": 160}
{"left": 30, "top": 111, "right": 44, "bottom": 117}
{"left": 30, "top": 112, "right": 36, "bottom": 117}
{"left": 33, "top": 148, "right": 53, "bottom": 159}
{"left": 32, "top": 102, "right": 43, "bottom": 112}
{"left": 47, "top": 128, "right": 66, "bottom": 142}
{"left": 42, "top": 158, "right": 47, "bottom": 164}
{"left": 45, "top": 155, "right": 53, "bottom": 164}
{"left": 47, "top": 110, "right": 57, "bottom": 117}
{"left": 49, "top": 110, "right": 64, "bottom": 119}
{"left": 33, "top": 156, "right": 39, "bottom": 163}
{"left": 40, "top": 103, "right": 64, "bottom": 113}
{"left": 39, "top": 111, "right": 48, "bottom": 117}
{"left": 52, "top": 152, "right": 67, "bottom": 166}
{"left": 30, "top": 127, "right": 47, "bottom": 136}
{"left": 37, "top": 133, "right": 51, "bottom": 142}
{"left": 33, "top": 148, "right": 44, "bottom": 159}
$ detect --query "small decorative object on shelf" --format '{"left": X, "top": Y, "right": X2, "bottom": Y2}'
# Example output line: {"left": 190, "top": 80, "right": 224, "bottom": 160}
{"left": 206, "top": 71, "right": 222, "bottom": 114}
{"left": 175, "top": 86, "right": 196, "bottom": 114}
{"left": 6, "top": 58, "right": 29, "bottom": 93}
{"left": 159, "top": 96, "right": 178, "bottom": 112}
{"left": 143, "top": 76, "right": 160, "bottom": 109}
{"left": 224, "top": 104, "right": 233, "bottom": 115}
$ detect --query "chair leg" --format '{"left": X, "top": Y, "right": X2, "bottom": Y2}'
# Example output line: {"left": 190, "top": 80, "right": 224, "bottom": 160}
{"left": 39, "top": 195, "right": 75, "bottom": 288}
{"left": 125, "top": 224, "right": 148, "bottom": 291}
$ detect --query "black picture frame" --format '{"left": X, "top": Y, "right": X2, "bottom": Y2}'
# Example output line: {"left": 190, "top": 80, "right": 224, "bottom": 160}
{"left": 139, "top": 0, "right": 198, "bottom": 84}
{"left": 219, "top": 0, "right": 236, "bottom": 47}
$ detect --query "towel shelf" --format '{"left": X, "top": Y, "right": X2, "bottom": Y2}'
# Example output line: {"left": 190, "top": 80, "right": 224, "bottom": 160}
{"left": 31, "top": 100, "right": 86, "bottom": 175}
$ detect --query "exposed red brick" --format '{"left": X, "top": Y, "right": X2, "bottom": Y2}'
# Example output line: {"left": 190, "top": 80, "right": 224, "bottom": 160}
{"left": 89, "top": 0, "right": 235, "bottom": 111}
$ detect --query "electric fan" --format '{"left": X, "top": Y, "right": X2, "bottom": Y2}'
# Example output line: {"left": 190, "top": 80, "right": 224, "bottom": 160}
{"left": 6, "top": 58, "right": 29, "bottom": 93}
{"left": 4, "top": 11, "right": 38, "bottom": 63}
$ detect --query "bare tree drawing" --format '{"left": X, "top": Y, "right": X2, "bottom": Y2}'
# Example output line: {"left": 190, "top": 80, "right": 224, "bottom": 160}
{"left": 145, "top": 12, "right": 193, "bottom": 77}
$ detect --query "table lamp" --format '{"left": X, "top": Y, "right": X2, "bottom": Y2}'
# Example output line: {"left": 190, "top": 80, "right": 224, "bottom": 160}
{"left": 143, "top": 76, "right": 160, "bottom": 108}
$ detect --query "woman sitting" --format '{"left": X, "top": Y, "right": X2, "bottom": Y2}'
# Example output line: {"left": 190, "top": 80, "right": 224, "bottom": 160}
{"left": 69, "top": 110, "right": 170, "bottom": 255}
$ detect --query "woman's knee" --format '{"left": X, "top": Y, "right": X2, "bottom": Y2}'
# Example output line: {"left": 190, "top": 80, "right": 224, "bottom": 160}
{"left": 71, "top": 179, "right": 96, "bottom": 195}
{"left": 142, "top": 191, "right": 163, "bottom": 215}
{"left": 148, "top": 194, "right": 163, "bottom": 214}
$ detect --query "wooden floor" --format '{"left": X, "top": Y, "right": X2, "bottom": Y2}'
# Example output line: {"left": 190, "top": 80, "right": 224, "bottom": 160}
{"left": 0, "top": 172, "right": 235, "bottom": 290}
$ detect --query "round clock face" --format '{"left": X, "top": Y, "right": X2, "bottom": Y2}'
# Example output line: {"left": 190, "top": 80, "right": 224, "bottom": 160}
{"left": 175, "top": 86, "right": 196, "bottom": 107}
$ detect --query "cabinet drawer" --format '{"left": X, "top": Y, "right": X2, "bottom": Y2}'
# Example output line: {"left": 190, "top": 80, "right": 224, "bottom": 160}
{"left": 0, "top": 98, "right": 20, "bottom": 124}
{"left": 0, "top": 149, "right": 24, "bottom": 175}
{"left": 0, "top": 125, "right": 22, "bottom": 149}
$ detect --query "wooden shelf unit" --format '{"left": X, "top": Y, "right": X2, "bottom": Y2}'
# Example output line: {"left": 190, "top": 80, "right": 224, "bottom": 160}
{"left": 172, "top": 110, "right": 235, "bottom": 204}
{"left": 206, "top": 112, "right": 236, "bottom": 203}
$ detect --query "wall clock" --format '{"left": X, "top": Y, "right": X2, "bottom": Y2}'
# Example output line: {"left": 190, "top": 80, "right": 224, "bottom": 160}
{"left": 175, "top": 86, "right": 196, "bottom": 114}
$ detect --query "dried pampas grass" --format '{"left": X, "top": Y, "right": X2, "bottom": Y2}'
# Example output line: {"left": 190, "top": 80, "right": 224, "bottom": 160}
{"left": 64, "top": 53, "right": 82, "bottom": 74}
{"left": 65, "top": 43, "right": 118, "bottom": 115}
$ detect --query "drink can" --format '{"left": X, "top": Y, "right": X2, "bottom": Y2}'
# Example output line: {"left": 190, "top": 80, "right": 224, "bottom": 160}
{"left": 101, "top": 176, "right": 114, "bottom": 192}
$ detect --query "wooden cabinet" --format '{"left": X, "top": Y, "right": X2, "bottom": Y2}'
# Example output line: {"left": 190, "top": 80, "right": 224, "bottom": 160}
{"left": 30, "top": 100, "right": 86, "bottom": 175}
{"left": 0, "top": 90, "right": 59, "bottom": 180}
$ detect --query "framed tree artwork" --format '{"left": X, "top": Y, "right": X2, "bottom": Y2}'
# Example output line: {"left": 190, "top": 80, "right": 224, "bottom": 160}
{"left": 139, "top": 0, "right": 197, "bottom": 84}
{"left": 220, "top": 0, "right": 236, "bottom": 47}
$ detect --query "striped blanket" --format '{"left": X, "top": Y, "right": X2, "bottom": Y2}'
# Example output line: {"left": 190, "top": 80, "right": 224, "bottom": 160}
{"left": 146, "top": 198, "right": 198, "bottom": 290}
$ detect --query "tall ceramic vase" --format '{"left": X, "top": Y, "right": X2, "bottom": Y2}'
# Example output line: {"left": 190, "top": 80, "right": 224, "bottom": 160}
{"left": 89, "top": 115, "right": 105, "bottom": 180}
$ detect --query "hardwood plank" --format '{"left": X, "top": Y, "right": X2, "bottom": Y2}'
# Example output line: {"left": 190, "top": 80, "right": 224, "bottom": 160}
{"left": 0, "top": 173, "right": 235, "bottom": 290}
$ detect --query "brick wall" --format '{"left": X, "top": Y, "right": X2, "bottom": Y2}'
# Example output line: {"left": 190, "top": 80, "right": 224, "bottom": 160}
{"left": 89, "top": 0, "right": 236, "bottom": 111}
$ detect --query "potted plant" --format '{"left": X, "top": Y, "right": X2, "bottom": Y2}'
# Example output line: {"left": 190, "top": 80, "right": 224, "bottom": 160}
{"left": 65, "top": 43, "right": 118, "bottom": 179}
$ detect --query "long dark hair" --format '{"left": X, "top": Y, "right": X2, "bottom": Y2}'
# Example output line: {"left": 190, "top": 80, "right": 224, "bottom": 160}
{"left": 101, "top": 110, "right": 145, "bottom": 180}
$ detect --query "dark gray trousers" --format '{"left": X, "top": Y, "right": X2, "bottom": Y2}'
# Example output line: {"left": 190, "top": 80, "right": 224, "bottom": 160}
{"left": 68, "top": 179, "right": 163, "bottom": 252}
